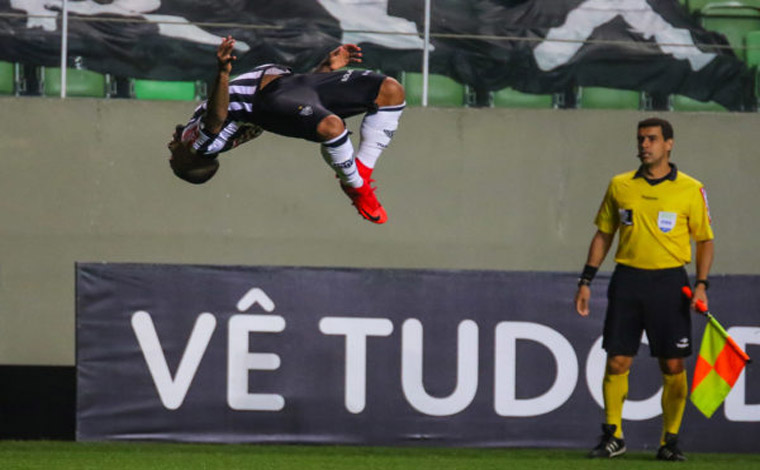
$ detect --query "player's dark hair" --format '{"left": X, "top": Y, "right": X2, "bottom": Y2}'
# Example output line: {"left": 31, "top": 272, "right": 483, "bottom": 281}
{"left": 638, "top": 117, "right": 673, "bottom": 141}
{"left": 173, "top": 160, "right": 219, "bottom": 184}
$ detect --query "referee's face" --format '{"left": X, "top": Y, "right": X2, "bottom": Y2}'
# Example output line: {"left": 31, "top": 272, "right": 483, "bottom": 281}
{"left": 637, "top": 126, "right": 672, "bottom": 166}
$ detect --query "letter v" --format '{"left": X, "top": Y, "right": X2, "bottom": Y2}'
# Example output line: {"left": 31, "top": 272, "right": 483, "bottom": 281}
{"left": 131, "top": 311, "right": 217, "bottom": 410}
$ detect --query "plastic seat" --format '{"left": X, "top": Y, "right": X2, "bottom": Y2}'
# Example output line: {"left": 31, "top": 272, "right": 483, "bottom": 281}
{"left": 670, "top": 94, "right": 727, "bottom": 111}
{"left": 690, "top": 0, "right": 760, "bottom": 13}
{"left": 42, "top": 67, "right": 107, "bottom": 97}
{"left": 403, "top": 72, "right": 466, "bottom": 107}
{"left": 699, "top": 4, "right": 760, "bottom": 61}
{"left": 745, "top": 30, "right": 760, "bottom": 66}
{"left": 492, "top": 88, "right": 554, "bottom": 108}
{"left": 0, "top": 61, "right": 14, "bottom": 95}
{"left": 578, "top": 87, "right": 642, "bottom": 110}
{"left": 132, "top": 79, "right": 197, "bottom": 101}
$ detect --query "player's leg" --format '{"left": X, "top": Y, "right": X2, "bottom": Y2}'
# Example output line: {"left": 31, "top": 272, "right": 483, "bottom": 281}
{"left": 317, "top": 114, "right": 363, "bottom": 189}
{"left": 317, "top": 113, "right": 387, "bottom": 224}
{"left": 310, "top": 71, "right": 404, "bottom": 183}
{"left": 355, "top": 77, "right": 406, "bottom": 180}
{"left": 252, "top": 74, "right": 386, "bottom": 223}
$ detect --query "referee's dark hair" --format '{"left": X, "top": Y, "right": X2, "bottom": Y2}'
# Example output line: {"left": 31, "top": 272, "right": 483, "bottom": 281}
{"left": 638, "top": 117, "right": 674, "bottom": 141}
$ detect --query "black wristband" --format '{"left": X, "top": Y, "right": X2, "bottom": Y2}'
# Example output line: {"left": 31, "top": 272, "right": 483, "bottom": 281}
{"left": 695, "top": 279, "right": 710, "bottom": 290}
{"left": 578, "top": 264, "right": 598, "bottom": 287}
{"left": 580, "top": 264, "right": 598, "bottom": 282}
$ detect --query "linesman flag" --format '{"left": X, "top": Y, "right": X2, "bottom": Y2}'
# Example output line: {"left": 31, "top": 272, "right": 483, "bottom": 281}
{"left": 682, "top": 287, "right": 751, "bottom": 418}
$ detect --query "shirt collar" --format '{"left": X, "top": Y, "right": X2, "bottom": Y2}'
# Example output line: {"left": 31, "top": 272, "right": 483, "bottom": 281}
{"left": 634, "top": 162, "right": 678, "bottom": 185}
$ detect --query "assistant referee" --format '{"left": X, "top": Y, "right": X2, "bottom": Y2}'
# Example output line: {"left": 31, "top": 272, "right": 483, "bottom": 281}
{"left": 574, "top": 117, "right": 714, "bottom": 461}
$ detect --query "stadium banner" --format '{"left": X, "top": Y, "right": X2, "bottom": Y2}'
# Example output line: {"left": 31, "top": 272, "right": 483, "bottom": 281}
{"left": 76, "top": 263, "right": 759, "bottom": 452}
{"left": 0, "top": 0, "right": 751, "bottom": 109}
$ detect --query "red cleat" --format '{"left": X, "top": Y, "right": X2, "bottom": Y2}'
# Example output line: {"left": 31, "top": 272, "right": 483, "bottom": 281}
{"left": 340, "top": 182, "right": 387, "bottom": 224}
{"left": 356, "top": 158, "right": 373, "bottom": 182}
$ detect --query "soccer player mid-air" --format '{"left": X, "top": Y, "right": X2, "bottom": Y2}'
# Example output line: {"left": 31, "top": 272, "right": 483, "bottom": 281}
{"left": 168, "top": 36, "right": 405, "bottom": 224}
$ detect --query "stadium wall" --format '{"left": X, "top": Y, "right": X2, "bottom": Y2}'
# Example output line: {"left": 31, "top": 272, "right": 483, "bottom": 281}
{"left": 2, "top": 97, "right": 759, "bottom": 366}
{"left": 1, "top": 97, "right": 759, "bottom": 439}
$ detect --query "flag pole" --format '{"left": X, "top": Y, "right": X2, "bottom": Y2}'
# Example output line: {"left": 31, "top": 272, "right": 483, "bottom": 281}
{"left": 422, "top": 0, "right": 431, "bottom": 107}
{"left": 682, "top": 286, "right": 751, "bottom": 363}
{"left": 60, "top": 0, "right": 68, "bottom": 98}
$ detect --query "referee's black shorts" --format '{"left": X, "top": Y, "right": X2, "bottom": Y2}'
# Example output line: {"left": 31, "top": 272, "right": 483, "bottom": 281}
{"left": 603, "top": 264, "right": 692, "bottom": 358}
{"left": 251, "top": 70, "right": 387, "bottom": 142}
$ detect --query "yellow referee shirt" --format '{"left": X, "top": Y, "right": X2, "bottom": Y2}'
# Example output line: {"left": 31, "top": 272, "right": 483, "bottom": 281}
{"left": 595, "top": 164, "right": 714, "bottom": 269}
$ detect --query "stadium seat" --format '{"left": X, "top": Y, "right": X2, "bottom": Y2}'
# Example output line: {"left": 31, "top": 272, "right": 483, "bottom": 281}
{"left": 699, "top": 4, "right": 760, "bottom": 61}
{"left": 670, "top": 94, "right": 727, "bottom": 111}
{"left": 745, "top": 30, "right": 760, "bottom": 66}
{"left": 577, "top": 87, "right": 642, "bottom": 110}
{"left": 0, "top": 61, "right": 14, "bottom": 95}
{"left": 42, "top": 67, "right": 108, "bottom": 98}
{"left": 402, "top": 72, "right": 467, "bottom": 107}
{"left": 491, "top": 88, "right": 554, "bottom": 108}
{"left": 690, "top": 0, "right": 760, "bottom": 14}
{"left": 132, "top": 79, "right": 198, "bottom": 101}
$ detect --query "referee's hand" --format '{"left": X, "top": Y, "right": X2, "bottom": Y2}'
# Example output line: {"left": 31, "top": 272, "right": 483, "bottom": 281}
{"left": 575, "top": 285, "right": 591, "bottom": 316}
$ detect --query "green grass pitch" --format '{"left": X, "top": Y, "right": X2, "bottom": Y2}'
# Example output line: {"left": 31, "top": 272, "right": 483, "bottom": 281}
{"left": 1, "top": 441, "right": 760, "bottom": 470}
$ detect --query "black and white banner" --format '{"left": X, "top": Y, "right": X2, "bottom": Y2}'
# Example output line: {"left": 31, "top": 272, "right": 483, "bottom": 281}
{"left": 0, "top": 0, "right": 752, "bottom": 109}
{"left": 76, "top": 263, "right": 759, "bottom": 451}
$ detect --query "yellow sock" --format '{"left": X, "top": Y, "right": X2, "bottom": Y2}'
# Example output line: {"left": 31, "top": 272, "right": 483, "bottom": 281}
{"left": 661, "top": 370, "right": 688, "bottom": 444}
{"left": 603, "top": 370, "right": 629, "bottom": 439}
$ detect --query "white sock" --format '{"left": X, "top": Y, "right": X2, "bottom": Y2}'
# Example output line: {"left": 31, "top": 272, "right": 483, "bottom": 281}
{"left": 321, "top": 129, "right": 363, "bottom": 188}
{"left": 356, "top": 102, "right": 405, "bottom": 169}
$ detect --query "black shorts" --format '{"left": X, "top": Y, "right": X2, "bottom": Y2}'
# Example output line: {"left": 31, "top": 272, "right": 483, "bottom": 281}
{"left": 603, "top": 264, "right": 692, "bottom": 358}
{"left": 251, "top": 70, "right": 387, "bottom": 142}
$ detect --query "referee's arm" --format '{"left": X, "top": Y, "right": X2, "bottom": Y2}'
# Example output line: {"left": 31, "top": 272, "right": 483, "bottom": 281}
{"left": 575, "top": 230, "right": 615, "bottom": 317}
{"left": 692, "top": 239, "right": 714, "bottom": 310}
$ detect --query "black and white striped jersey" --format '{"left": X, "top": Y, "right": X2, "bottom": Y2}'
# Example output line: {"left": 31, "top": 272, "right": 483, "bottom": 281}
{"left": 180, "top": 64, "right": 292, "bottom": 157}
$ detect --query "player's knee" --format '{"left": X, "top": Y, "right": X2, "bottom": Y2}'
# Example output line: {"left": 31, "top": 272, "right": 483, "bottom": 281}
{"left": 316, "top": 114, "right": 346, "bottom": 141}
{"left": 375, "top": 77, "right": 405, "bottom": 107}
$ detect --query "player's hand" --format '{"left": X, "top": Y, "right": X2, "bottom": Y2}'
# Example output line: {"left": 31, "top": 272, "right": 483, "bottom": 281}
{"left": 326, "top": 44, "right": 363, "bottom": 71}
{"left": 575, "top": 285, "right": 591, "bottom": 317}
{"left": 217, "top": 35, "right": 237, "bottom": 74}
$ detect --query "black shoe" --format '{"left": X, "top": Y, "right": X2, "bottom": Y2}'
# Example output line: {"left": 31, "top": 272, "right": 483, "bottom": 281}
{"left": 588, "top": 424, "right": 627, "bottom": 458}
{"left": 657, "top": 433, "right": 687, "bottom": 461}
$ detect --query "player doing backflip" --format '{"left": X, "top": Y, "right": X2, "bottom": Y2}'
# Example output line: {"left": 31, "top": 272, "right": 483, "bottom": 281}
{"left": 168, "top": 36, "right": 405, "bottom": 224}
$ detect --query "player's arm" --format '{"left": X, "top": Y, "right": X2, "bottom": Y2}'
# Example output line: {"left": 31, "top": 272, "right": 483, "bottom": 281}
{"left": 574, "top": 230, "right": 615, "bottom": 317}
{"left": 203, "top": 36, "right": 236, "bottom": 134}
{"left": 692, "top": 239, "right": 714, "bottom": 310}
{"left": 311, "top": 44, "right": 363, "bottom": 73}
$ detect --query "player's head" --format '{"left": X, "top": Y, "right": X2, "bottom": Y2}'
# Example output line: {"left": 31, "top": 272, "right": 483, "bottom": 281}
{"left": 168, "top": 124, "right": 219, "bottom": 184}
{"left": 637, "top": 117, "right": 674, "bottom": 162}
